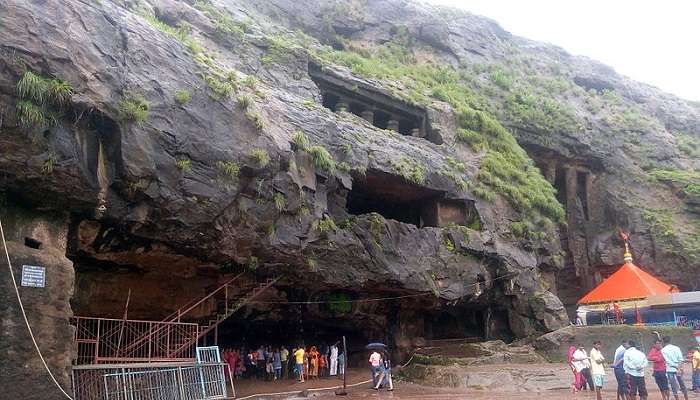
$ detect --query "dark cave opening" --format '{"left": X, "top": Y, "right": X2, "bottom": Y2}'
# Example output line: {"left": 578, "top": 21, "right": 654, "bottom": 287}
{"left": 424, "top": 309, "right": 485, "bottom": 340}
{"left": 24, "top": 237, "right": 42, "bottom": 249}
{"left": 346, "top": 170, "right": 479, "bottom": 228}
{"left": 346, "top": 170, "right": 442, "bottom": 227}
{"left": 577, "top": 171, "right": 589, "bottom": 220}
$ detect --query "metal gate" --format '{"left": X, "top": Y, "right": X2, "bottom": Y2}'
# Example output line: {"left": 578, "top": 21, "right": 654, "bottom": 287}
{"left": 102, "top": 362, "right": 228, "bottom": 400}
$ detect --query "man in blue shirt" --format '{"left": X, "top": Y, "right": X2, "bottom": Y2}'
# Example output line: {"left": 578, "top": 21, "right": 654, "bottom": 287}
{"left": 662, "top": 336, "right": 689, "bottom": 400}
{"left": 612, "top": 340, "right": 630, "bottom": 400}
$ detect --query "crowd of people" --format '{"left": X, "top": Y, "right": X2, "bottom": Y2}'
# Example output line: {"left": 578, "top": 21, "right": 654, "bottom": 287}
{"left": 219, "top": 342, "right": 345, "bottom": 382}
{"left": 567, "top": 335, "right": 700, "bottom": 400}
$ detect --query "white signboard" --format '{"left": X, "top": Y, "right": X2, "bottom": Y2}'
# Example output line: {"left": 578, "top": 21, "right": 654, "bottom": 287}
{"left": 21, "top": 265, "right": 45, "bottom": 288}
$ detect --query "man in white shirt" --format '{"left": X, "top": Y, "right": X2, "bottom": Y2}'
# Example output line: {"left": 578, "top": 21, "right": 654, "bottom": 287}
{"left": 590, "top": 340, "right": 606, "bottom": 400}
{"left": 662, "top": 336, "right": 689, "bottom": 400}
{"left": 624, "top": 340, "right": 648, "bottom": 400}
{"left": 330, "top": 342, "right": 339, "bottom": 376}
{"left": 573, "top": 344, "right": 594, "bottom": 391}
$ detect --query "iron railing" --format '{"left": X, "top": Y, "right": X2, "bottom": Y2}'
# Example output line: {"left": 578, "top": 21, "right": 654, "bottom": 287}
{"left": 72, "top": 316, "right": 199, "bottom": 364}
{"left": 72, "top": 361, "right": 231, "bottom": 400}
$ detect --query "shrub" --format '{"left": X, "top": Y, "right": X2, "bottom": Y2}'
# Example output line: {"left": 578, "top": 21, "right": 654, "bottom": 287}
{"left": 313, "top": 215, "right": 337, "bottom": 233}
{"left": 309, "top": 145, "right": 336, "bottom": 174}
{"left": 16, "top": 100, "right": 49, "bottom": 128}
{"left": 247, "top": 256, "right": 259, "bottom": 271}
{"left": 390, "top": 157, "right": 426, "bottom": 185}
{"left": 204, "top": 74, "right": 234, "bottom": 100}
{"left": 273, "top": 192, "right": 285, "bottom": 211}
{"left": 249, "top": 148, "right": 269, "bottom": 167}
{"left": 119, "top": 93, "right": 150, "bottom": 125}
{"left": 175, "top": 158, "right": 191, "bottom": 171}
{"left": 41, "top": 153, "right": 56, "bottom": 175}
{"left": 15, "top": 71, "right": 72, "bottom": 129}
{"left": 174, "top": 90, "right": 191, "bottom": 105}
{"left": 243, "top": 75, "right": 257, "bottom": 88}
{"left": 216, "top": 160, "right": 240, "bottom": 180}
{"left": 292, "top": 130, "right": 310, "bottom": 151}
{"left": 245, "top": 111, "right": 265, "bottom": 130}
{"left": 236, "top": 95, "right": 252, "bottom": 109}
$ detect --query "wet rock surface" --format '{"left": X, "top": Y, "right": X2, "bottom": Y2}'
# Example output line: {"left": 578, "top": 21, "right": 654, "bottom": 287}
{"left": 0, "top": 1, "right": 698, "bottom": 396}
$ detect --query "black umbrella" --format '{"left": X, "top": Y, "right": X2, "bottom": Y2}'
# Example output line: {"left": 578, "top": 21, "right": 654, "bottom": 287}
{"left": 365, "top": 342, "right": 388, "bottom": 350}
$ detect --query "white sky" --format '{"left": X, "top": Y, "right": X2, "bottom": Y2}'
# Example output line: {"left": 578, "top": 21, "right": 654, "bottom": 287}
{"left": 424, "top": 0, "right": 700, "bottom": 101}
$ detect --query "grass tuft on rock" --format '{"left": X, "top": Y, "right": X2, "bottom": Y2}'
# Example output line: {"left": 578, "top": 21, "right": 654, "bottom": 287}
{"left": 174, "top": 90, "right": 191, "bottom": 105}
{"left": 119, "top": 93, "right": 150, "bottom": 125}
{"left": 309, "top": 145, "right": 336, "bottom": 174}
{"left": 249, "top": 148, "right": 270, "bottom": 168}
{"left": 216, "top": 160, "right": 240, "bottom": 181}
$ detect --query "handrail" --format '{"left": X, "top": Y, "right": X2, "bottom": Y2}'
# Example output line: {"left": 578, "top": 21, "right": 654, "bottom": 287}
{"left": 162, "top": 272, "right": 246, "bottom": 323}
{"left": 118, "top": 272, "right": 248, "bottom": 355}
{"left": 72, "top": 316, "right": 198, "bottom": 327}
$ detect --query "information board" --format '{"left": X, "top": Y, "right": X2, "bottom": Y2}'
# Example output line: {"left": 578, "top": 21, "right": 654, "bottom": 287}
{"left": 21, "top": 265, "right": 45, "bottom": 288}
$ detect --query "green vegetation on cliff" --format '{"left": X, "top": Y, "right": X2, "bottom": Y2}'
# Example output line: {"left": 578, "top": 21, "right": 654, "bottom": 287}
{"left": 312, "top": 37, "right": 564, "bottom": 225}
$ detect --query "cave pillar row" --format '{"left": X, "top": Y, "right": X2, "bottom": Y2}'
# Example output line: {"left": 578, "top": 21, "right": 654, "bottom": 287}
{"left": 0, "top": 204, "right": 75, "bottom": 399}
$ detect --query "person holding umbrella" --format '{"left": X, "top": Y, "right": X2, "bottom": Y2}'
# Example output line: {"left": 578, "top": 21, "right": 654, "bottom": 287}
{"left": 367, "top": 342, "right": 386, "bottom": 388}
{"left": 373, "top": 349, "right": 394, "bottom": 391}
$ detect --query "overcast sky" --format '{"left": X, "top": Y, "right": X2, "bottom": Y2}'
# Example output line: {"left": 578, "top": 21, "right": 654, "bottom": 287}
{"left": 424, "top": 0, "right": 700, "bottom": 101}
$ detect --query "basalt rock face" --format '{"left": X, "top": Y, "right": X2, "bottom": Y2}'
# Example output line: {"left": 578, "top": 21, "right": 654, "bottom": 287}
{"left": 0, "top": 0, "right": 696, "bottom": 382}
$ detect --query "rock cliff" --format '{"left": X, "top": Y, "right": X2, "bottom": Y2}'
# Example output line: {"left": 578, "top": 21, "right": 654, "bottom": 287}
{"left": 0, "top": 0, "right": 698, "bottom": 396}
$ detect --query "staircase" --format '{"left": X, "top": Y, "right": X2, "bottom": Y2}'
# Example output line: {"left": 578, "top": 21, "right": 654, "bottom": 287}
{"left": 117, "top": 272, "right": 280, "bottom": 360}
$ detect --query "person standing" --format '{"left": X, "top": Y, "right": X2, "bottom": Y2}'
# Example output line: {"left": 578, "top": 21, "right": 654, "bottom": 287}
{"left": 338, "top": 349, "right": 345, "bottom": 377}
{"left": 648, "top": 339, "right": 670, "bottom": 400}
{"left": 280, "top": 346, "right": 289, "bottom": 379}
{"left": 369, "top": 350, "right": 382, "bottom": 387}
{"left": 590, "top": 340, "right": 606, "bottom": 400}
{"left": 569, "top": 342, "right": 582, "bottom": 392}
{"left": 294, "top": 345, "right": 305, "bottom": 383}
{"left": 612, "top": 340, "right": 630, "bottom": 400}
{"left": 573, "top": 344, "right": 594, "bottom": 391}
{"left": 273, "top": 348, "right": 282, "bottom": 380}
{"left": 624, "top": 340, "right": 648, "bottom": 400}
{"left": 330, "top": 342, "right": 339, "bottom": 376}
{"left": 691, "top": 346, "right": 700, "bottom": 393}
{"left": 662, "top": 336, "right": 689, "bottom": 400}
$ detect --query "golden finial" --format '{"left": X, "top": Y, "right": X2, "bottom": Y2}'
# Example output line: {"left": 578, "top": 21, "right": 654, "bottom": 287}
{"left": 623, "top": 242, "right": 633, "bottom": 263}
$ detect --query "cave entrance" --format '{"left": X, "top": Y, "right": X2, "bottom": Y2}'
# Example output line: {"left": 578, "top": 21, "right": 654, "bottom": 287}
{"left": 310, "top": 63, "right": 442, "bottom": 144}
{"left": 347, "top": 170, "right": 479, "bottom": 228}
{"left": 424, "top": 308, "right": 485, "bottom": 341}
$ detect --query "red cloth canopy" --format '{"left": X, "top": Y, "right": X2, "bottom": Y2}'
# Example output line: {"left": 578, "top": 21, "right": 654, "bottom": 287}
{"left": 578, "top": 261, "right": 678, "bottom": 304}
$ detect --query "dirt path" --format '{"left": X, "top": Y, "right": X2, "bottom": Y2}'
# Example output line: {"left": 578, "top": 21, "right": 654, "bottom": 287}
{"left": 232, "top": 366, "right": 700, "bottom": 400}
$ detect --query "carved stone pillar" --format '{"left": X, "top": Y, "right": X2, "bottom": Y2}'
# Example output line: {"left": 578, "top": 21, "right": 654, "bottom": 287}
{"left": 565, "top": 167, "right": 578, "bottom": 212}
{"left": 544, "top": 160, "right": 556, "bottom": 184}
{"left": 585, "top": 172, "right": 593, "bottom": 221}
{"left": 387, "top": 119, "right": 399, "bottom": 132}
{"left": 360, "top": 110, "right": 374, "bottom": 123}
{"left": 335, "top": 101, "right": 348, "bottom": 112}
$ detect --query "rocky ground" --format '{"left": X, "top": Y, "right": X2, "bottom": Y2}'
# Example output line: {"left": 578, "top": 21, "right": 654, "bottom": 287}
{"left": 235, "top": 365, "right": 700, "bottom": 400}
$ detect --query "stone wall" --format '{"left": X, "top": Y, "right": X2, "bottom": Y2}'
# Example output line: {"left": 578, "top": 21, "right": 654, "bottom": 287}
{"left": 0, "top": 206, "right": 75, "bottom": 399}
{"left": 534, "top": 325, "right": 697, "bottom": 362}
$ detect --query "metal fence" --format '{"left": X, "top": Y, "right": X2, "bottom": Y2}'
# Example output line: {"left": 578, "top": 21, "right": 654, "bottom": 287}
{"left": 72, "top": 316, "right": 199, "bottom": 364}
{"left": 72, "top": 361, "right": 232, "bottom": 400}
